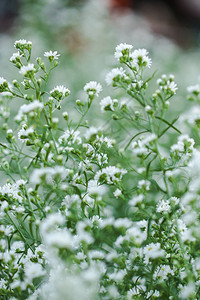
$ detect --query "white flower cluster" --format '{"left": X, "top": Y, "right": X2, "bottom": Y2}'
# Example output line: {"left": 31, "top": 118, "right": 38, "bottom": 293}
{"left": 131, "top": 133, "right": 157, "bottom": 156}
{"left": 170, "top": 134, "right": 195, "bottom": 161}
{"left": 114, "top": 43, "right": 152, "bottom": 69}
{"left": 58, "top": 129, "right": 82, "bottom": 146}
{"left": 1, "top": 39, "right": 200, "bottom": 299}
{"left": 14, "top": 39, "right": 32, "bottom": 51}
{"left": 157, "top": 74, "right": 178, "bottom": 96}
{"left": 0, "top": 180, "right": 26, "bottom": 210}
{"left": 18, "top": 125, "right": 34, "bottom": 143}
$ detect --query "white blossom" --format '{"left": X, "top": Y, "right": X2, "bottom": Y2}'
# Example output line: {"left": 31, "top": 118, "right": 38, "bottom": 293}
{"left": 156, "top": 199, "right": 171, "bottom": 213}
{"left": 18, "top": 125, "right": 34, "bottom": 142}
{"left": 84, "top": 81, "right": 102, "bottom": 97}
{"left": 44, "top": 50, "right": 60, "bottom": 60}
{"left": 100, "top": 96, "right": 118, "bottom": 112}
{"left": 113, "top": 188, "right": 122, "bottom": 198}
{"left": 15, "top": 100, "right": 44, "bottom": 121}
{"left": 130, "top": 48, "right": 152, "bottom": 69}
{"left": 10, "top": 52, "right": 22, "bottom": 62}
{"left": 105, "top": 67, "right": 127, "bottom": 86}
{"left": 114, "top": 43, "right": 133, "bottom": 61}
{"left": 19, "top": 63, "right": 35, "bottom": 76}
{"left": 143, "top": 243, "right": 165, "bottom": 264}
{"left": 187, "top": 84, "right": 200, "bottom": 94}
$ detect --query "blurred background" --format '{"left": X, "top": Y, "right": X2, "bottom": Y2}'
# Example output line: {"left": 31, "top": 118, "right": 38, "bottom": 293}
{"left": 0, "top": 0, "right": 200, "bottom": 125}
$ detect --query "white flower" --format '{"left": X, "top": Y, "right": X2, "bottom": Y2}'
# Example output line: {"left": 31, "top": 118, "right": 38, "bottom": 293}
{"left": 15, "top": 100, "right": 44, "bottom": 121}
{"left": 114, "top": 218, "right": 132, "bottom": 228}
{"left": 180, "top": 106, "right": 200, "bottom": 126}
{"left": 143, "top": 242, "right": 165, "bottom": 264}
{"left": 126, "top": 225, "right": 146, "bottom": 244}
{"left": 95, "top": 166, "right": 127, "bottom": 184}
{"left": 0, "top": 77, "right": 6, "bottom": 85}
{"left": 19, "top": 63, "right": 35, "bottom": 76}
{"left": 105, "top": 67, "right": 127, "bottom": 86}
{"left": 24, "top": 262, "right": 45, "bottom": 282}
{"left": 170, "top": 134, "right": 194, "bottom": 158}
{"left": 84, "top": 126, "right": 98, "bottom": 140}
{"left": 0, "top": 77, "right": 8, "bottom": 92}
{"left": 87, "top": 180, "right": 107, "bottom": 197}
{"left": 167, "top": 81, "right": 178, "bottom": 94}
{"left": 140, "top": 133, "right": 157, "bottom": 146}
{"left": 18, "top": 126, "right": 34, "bottom": 143}
{"left": 137, "top": 179, "right": 151, "bottom": 191}
{"left": 130, "top": 48, "right": 152, "bottom": 69}
{"left": 153, "top": 265, "right": 174, "bottom": 280}
{"left": 100, "top": 96, "right": 118, "bottom": 112}
{"left": 108, "top": 285, "right": 120, "bottom": 299}
{"left": 156, "top": 199, "right": 171, "bottom": 213}
{"left": 187, "top": 84, "right": 200, "bottom": 94}
{"left": 44, "top": 50, "right": 60, "bottom": 60}
{"left": 40, "top": 213, "right": 65, "bottom": 233}
{"left": 147, "top": 290, "right": 160, "bottom": 298}
{"left": 179, "top": 282, "right": 195, "bottom": 299}
{"left": 14, "top": 39, "right": 32, "bottom": 47}
{"left": 176, "top": 219, "right": 195, "bottom": 242}
{"left": 84, "top": 81, "right": 102, "bottom": 97}
{"left": 50, "top": 85, "right": 70, "bottom": 99}
{"left": 30, "top": 166, "right": 70, "bottom": 185}
{"left": 44, "top": 230, "right": 73, "bottom": 249}
{"left": 10, "top": 52, "right": 22, "bottom": 62}
{"left": 157, "top": 74, "right": 178, "bottom": 95}
{"left": 0, "top": 182, "right": 23, "bottom": 202}
{"left": 114, "top": 43, "right": 133, "bottom": 60}
{"left": 129, "top": 194, "right": 144, "bottom": 206}
{"left": 88, "top": 250, "right": 105, "bottom": 260}
{"left": 108, "top": 269, "right": 127, "bottom": 282}
{"left": 113, "top": 189, "right": 122, "bottom": 197}
{"left": 58, "top": 129, "right": 82, "bottom": 145}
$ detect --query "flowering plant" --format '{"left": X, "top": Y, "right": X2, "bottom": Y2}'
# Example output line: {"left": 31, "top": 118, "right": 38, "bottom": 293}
{"left": 0, "top": 40, "right": 199, "bottom": 300}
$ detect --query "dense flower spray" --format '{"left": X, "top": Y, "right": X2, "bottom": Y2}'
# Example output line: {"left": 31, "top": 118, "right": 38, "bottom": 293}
{"left": 0, "top": 40, "right": 199, "bottom": 300}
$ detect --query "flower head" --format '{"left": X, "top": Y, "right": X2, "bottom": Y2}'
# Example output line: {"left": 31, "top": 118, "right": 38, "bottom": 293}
{"left": 18, "top": 125, "right": 34, "bottom": 143}
{"left": 187, "top": 84, "right": 200, "bottom": 95}
{"left": 15, "top": 100, "right": 44, "bottom": 121}
{"left": 143, "top": 243, "right": 165, "bottom": 264}
{"left": 19, "top": 64, "right": 35, "bottom": 77}
{"left": 105, "top": 67, "right": 127, "bottom": 86}
{"left": 114, "top": 43, "right": 133, "bottom": 61}
{"left": 130, "top": 48, "right": 152, "bottom": 69}
{"left": 157, "top": 74, "right": 178, "bottom": 96}
{"left": 44, "top": 50, "right": 60, "bottom": 62}
{"left": 84, "top": 81, "right": 102, "bottom": 97}
{"left": 0, "top": 77, "right": 8, "bottom": 92}
{"left": 10, "top": 52, "right": 22, "bottom": 63}
{"left": 50, "top": 85, "right": 70, "bottom": 100}
{"left": 100, "top": 96, "right": 118, "bottom": 112}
